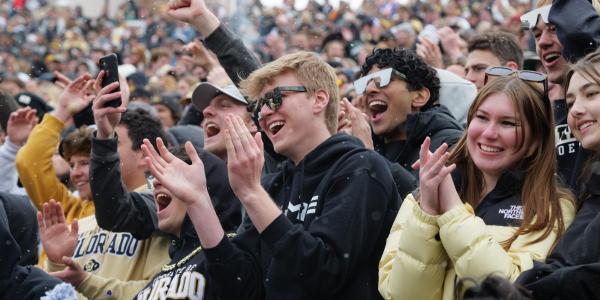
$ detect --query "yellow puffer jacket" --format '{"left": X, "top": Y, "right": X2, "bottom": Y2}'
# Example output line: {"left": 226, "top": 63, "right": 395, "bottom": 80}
{"left": 378, "top": 194, "right": 575, "bottom": 300}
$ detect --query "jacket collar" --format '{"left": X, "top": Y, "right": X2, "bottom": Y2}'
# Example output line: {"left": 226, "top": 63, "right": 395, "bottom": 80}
{"left": 169, "top": 215, "right": 201, "bottom": 259}
{"left": 481, "top": 169, "right": 526, "bottom": 204}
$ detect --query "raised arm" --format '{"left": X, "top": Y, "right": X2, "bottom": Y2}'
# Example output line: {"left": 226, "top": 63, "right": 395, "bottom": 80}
{"left": 15, "top": 73, "right": 95, "bottom": 219}
{"left": 0, "top": 107, "right": 36, "bottom": 194}
{"left": 166, "top": 0, "right": 261, "bottom": 86}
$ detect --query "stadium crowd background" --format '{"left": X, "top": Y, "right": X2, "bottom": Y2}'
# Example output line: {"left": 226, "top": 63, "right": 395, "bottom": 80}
{"left": 0, "top": 0, "right": 537, "bottom": 126}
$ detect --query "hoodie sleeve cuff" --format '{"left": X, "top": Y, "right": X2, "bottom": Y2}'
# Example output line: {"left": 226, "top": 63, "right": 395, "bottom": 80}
{"left": 204, "top": 233, "right": 236, "bottom": 263}
{"left": 259, "top": 213, "right": 293, "bottom": 248}
{"left": 3, "top": 138, "right": 21, "bottom": 154}
{"left": 91, "top": 131, "right": 119, "bottom": 162}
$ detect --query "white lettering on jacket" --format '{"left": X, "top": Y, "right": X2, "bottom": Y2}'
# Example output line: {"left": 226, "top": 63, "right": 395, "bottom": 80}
{"left": 137, "top": 264, "right": 206, "bottom": 300}
{"left": 498, "top": 205, "right": 523, "bottom": 220}
{"left": 73, "top": 232, "right": 139, "bottom": 259}
{"left": 286, "top": 195, "right": 319, "bottom": 221}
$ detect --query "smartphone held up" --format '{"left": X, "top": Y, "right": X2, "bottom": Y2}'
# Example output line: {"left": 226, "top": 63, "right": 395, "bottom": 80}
{"left": 98, "top": 53, "right": 122, "bottom": 108}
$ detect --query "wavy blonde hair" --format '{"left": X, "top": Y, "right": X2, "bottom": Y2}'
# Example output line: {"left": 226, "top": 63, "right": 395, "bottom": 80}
{"left": 239, "top": 51, "right": 340, "bottom": 134}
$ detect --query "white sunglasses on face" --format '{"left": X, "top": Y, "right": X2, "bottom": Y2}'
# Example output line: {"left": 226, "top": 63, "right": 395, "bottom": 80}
{"left": 353, "top": 68, "right": 407, "bottom": 95}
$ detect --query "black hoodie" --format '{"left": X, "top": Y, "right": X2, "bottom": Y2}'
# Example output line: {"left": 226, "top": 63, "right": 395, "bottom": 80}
{"left": 518, "top": 173, "right": 600, "bottom": 299}
{"left": 204, "top": 134, "right": 401, "bottom": 300}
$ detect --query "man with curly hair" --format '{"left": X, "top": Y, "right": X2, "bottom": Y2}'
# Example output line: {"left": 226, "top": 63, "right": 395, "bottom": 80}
{"left": 354, "top": 48, "right": 463, "bottom": 195}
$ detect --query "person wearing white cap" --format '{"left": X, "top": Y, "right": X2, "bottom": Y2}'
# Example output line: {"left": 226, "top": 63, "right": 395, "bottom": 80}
{"left": 191, "top": 82, "right": 257, "bottom": 161}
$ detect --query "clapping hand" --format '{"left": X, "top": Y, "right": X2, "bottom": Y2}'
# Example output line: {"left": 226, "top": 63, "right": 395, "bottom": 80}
{"left": 338, "top": 98, "right": 373, "bottom": 149}
{"left": 142, "top": 139, "right": 210, "bottom": 206}
{"left": 412, "top": 137, "right": 456, "bottom": 215}
{"left": 224, "top": 114, "right": 264, "bottom": 201}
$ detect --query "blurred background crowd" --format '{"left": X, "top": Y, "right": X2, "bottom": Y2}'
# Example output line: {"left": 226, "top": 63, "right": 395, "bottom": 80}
{"left": 0, "top": 0, "right": 541, "bottom": 137}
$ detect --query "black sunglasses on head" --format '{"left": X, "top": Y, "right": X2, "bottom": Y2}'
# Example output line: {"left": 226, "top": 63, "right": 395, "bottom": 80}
{"left": 484, "top": 66, "right": 550, "bottom": 107}
{"left": 248, "top": 86, "right": 307, "bottom": 116}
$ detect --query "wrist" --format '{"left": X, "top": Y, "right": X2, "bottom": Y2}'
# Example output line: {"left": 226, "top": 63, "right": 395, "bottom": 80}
{"left": 5, "top": 136, "right": 25, "bottom": 148}
{"left": 95, "top": 129, "right": 115, "bottom": 140}
{"left": 418, "top": 197, "right": 439, "bottom": 215}
{"left": 51, "top": 109, "right": 71, "bottom": 123}
{"left": 190, "top": 13, "right": 220, "bottom": 37}
{"left": 187, "top": 190, "right": 212, "bottom": 208}
{"left": 240, "top": 187, "right": 269, "bottom": 207}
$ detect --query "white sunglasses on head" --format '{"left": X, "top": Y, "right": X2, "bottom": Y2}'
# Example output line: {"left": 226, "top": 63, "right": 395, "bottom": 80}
{"left": 520, "top": 5, "right": 551, "bottom": 30}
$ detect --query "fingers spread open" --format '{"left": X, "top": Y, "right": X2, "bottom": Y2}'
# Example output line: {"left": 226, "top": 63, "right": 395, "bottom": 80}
{"left": 54, "top": 71, "right": 72, "bottom": 86}
{"left": 254, "top": 132, "right": 264, "bottom": 153}
{"left": 156, "top": 138, "right": 176, "bottom": 163}
{"left": 141, "top": 139, "right": 168, "bottom": 169}
{"left": 94, "top": 71, "right": 105, "bottom": 91}
{"left": 419, "top": 137, "right": 431, "bottom": 166}
{"left": 37, "top": 211, "right": 45, "bottom": 231}
{"left": 232, "top": 115, "right": 254, "bottom": 153}
{"left": 71, "top": 219, "right": 79, "bottom": 236}
{"left": 225, "top": 128, "right": 237, "bottom": 162}
{"left": 185, "top": 141, "right": 202, "bottom": 166}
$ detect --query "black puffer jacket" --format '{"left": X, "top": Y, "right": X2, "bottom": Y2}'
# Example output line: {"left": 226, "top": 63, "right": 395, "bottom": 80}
{"left": 374, "top": 105, "right": 463, "bottom": 198}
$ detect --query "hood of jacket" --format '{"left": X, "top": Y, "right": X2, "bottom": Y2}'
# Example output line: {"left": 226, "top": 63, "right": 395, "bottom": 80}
{"left": 404, "top": 105, "right": 463, "bottom": 146}
{"left": 374, "top": 105, "right": 463, "bottom": 165}
{"left": 263, "top": 134, "right": 368, "bottom": 210}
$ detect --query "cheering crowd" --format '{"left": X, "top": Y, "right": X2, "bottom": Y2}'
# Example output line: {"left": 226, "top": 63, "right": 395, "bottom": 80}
{"left": 1, "top": 0, "right": 600, "bottom": 299}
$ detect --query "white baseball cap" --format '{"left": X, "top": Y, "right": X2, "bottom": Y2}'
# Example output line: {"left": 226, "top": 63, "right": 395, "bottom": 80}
{"left": 191, "top": 82, "right": 247, "bottom": 112}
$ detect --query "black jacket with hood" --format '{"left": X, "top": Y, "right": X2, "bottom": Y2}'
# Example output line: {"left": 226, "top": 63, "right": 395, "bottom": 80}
{"left": 374, "top": 104, "right": 463, "bottom": 198}
{"left": 204, "top": 134, "right": 401, "bottom": 300}
{"left": 549, "top": 0, "right": 599, "bottom": 63}
{"left": 518, "top": 173, "right": 600, "bottom": 299}
{"left": 0, "top": 192, "right": 64, "bottom": 300}
{"left": 90, "top": 133, "right": 241, "bottom": 239}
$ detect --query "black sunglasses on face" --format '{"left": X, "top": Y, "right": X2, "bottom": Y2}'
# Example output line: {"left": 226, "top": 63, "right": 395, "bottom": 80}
{"left": 484, "top": 66, "right": 550, "bottom": 106}
{"left": 249, "top": 86, "right": 307, "bottom": 115}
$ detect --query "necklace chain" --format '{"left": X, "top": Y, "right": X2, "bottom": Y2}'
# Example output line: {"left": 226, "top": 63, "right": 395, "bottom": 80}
{"left": 161, "top": 233, "right": 236, "bottom": 272}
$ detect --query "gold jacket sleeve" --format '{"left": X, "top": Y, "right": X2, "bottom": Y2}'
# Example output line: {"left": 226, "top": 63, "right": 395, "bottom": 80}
{"left": 15, "top": 114, "right": 95, "bottom": 222}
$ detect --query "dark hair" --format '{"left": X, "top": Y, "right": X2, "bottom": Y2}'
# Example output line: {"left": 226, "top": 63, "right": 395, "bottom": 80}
{"left": 61, "top": 126, "right": 93, "bottom": 161}
{"left": 468, "top": 32, "right": 524, "bottom": 69}
{"left": 119, "top": 109, "right": 168, "bottom": 151}
{"left": 169, "top": 145, "right": 192, "bottom": 165}
{"left": 458, "top": 275, "right": 533, "bottom": 300}
{"left": 361, "top": 48, "right": 440, "bottom": 110}
{"left": 0, "top": 88, "right": 19, "bottom": 131}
